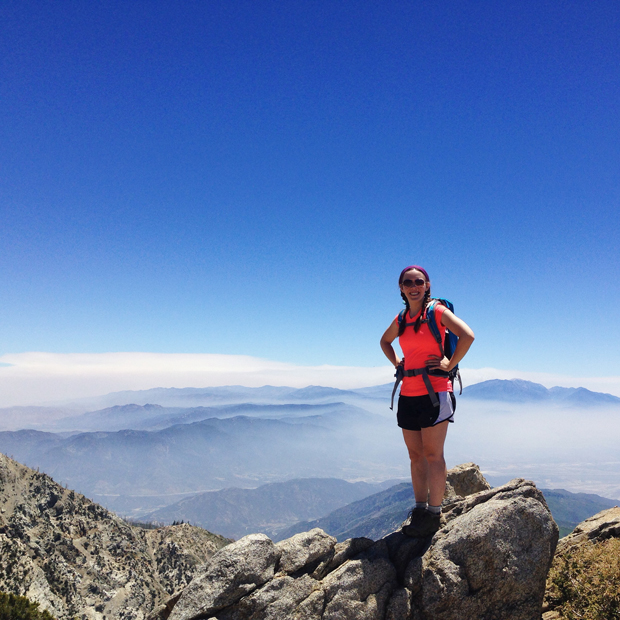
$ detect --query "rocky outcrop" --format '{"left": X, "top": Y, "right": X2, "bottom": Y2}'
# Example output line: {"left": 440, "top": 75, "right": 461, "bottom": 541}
{"left": 414, "top": 479, "right": 558, "bottom": 620}
{"left": 553, "top": 505, "right": 620, "bottom": 553}
{"left": 164, "top": 472, "right": 558, "bottom": 620}
{"left": 0, "top": 453, "right": 231, "bottom": 620}
{"left": 444, "top": 461, "right": 491, "bottom": 498}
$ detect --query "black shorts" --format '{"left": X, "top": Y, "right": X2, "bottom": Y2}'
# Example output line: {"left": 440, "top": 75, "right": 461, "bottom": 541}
{"left": 397, "top": 392, "right": 456, "bottom": 431}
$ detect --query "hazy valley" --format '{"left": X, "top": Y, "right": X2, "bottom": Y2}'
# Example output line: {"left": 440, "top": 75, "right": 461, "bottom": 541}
{"left": 0, "top": 378, "right": 618, "bottom": 525}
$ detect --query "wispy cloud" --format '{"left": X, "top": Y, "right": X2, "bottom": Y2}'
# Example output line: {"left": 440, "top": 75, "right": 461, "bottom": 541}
{"left": 1, "top": 352, "right": 619, "bottom": 407}
{"left": 0, "top": 352, "right": 394, "bottom": 407}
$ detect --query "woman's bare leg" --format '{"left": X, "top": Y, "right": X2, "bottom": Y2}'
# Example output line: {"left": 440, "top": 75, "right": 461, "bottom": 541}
{"left": 402, "top": 429, "right": 429, "bottom": 503}
{"left": 420, "top": 420, "right": 449, "bottom": 506}
{"left": 402, "top": 420, "right": 449, "bottom": 506}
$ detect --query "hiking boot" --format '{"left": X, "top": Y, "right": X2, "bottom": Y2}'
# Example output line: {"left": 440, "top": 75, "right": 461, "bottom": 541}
{"left": 402, "top": 508, "right": 441, "bottom": 538}
{"left": 401, "top": 507, "right": 428, "bottom": 537}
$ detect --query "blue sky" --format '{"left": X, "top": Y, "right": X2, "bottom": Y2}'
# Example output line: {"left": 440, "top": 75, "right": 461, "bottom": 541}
{"left": 1, "top": 1, "right": 619, "bottom": 400}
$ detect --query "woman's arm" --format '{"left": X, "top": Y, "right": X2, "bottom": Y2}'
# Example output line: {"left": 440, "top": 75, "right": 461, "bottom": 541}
{"left": 426, "top": 308, "right": 475, "bottom": 372}
{"left": 380, "top": 318, "right": 401, "bottom": 368}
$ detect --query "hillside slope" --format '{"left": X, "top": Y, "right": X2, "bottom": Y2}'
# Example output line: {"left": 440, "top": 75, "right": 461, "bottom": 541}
{"left": 144, "top": 477, "right": 394, "bottom": 539}
{"left": 540, "top": 488, "right": 618, "bottom": 537}
{"left": 0, "top": 453, "right": 230, "bottom": 619}
{"left": 277, "top": 482, "right": 620, "bottom": 542}
{"left": 275, "top": 482, "right": 413, "bottom": 541}
{"left": 0, "top": 409, "right": 402, "bottom": 516}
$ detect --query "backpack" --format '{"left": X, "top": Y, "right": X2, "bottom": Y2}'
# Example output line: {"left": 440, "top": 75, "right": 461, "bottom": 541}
{"left": 390, "top": 298, "right": 462, "bottom": 409}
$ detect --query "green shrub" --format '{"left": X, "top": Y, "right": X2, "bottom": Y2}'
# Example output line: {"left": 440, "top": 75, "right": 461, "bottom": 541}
{"left": 0, "top": 592, "right": 56, "bottom": 620}
{"left": 546, "top": 538, "right": 620, "bottom": 619}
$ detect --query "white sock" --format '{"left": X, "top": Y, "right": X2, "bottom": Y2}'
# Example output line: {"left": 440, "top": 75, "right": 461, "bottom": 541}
{"left": 428, "top": 504, "right": 441, "bottom": 515}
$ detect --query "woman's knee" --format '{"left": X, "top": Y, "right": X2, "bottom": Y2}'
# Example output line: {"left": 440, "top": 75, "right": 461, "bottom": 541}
{"left": 423, "top": 450, "right": 445, "bottom": 465}
{"left": 407, "top": 448, "right": 425, "bottom": 464}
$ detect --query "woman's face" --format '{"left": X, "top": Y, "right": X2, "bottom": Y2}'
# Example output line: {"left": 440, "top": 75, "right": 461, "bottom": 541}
{"left": 399, "top": 268, "right": 430, "bottom": 305}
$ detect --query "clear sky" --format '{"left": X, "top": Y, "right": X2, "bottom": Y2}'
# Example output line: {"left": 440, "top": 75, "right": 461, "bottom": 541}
{"left": 1, "top": 1, "right": 619, "bottom": 403}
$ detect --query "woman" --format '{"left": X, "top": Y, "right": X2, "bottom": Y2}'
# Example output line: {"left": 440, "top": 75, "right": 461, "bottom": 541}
{"left": 380, "top": 265, "right": 474, "bottom": 537}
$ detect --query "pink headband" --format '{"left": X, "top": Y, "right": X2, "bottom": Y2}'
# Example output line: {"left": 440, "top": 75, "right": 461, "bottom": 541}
{"left": 399, "top": 265, "right": 430, "bottom": 284}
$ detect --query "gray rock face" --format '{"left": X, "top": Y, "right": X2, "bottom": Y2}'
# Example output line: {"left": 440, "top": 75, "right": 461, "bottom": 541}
{"left": 168, "top": 534, "right": 280, "bottom": 620}
{"left": 415, "top": 492, "right": 558, "bottom": 619}
{"left": 444, "top": 461, "right": 491, "bottom": 499}
{"left": 167, "top": 472, "right": 558, "bottom": 620}
{"left": 216, "top": 574, "right": 317, "bottom": 620}
{"left": 276, "top": 528, "right": 337, "bottom": 575}
{"left": 321, "top": 540, "right": 396, "bottom": 620}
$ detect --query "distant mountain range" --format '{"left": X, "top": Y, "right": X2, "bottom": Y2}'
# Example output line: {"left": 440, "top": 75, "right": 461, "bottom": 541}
{"left": 462, "top": 379, "right": 620, "bottom": 406}
{"left": 54, "top": 401, "right": 367, "bottom": 432}
{"left": 142, "top": 474, "right": 619, "bottom": 542}
{"left": 276, "top": 482, "right": 619, "bottom": 542}
{"left": 2, "top": 379, "right": 618, "bottom": 433}
{"left": 143, "top": 477, "right": 398, "bottom": 539}
{"left": 541, "top": 488, "right": 618, "bottom": 537}
{"left": 0, "top": 405, "right": 405, "bottom": 516}
{"left": 0, "top": 378, "right": 618, "bottom": 519}
{"left": 50, "top": 384, "right": 388, "bottom": 411}
{"left": 0, "top": 384, "right": 392, "bottom": 432}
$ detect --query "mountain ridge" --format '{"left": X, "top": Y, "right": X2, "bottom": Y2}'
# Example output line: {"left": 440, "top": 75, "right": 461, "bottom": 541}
{"left": 142, "top": 477, "right": 399, "bottom": 539}
{"left": 50, "top": 401, "right": 369, "bottom": 432}
{"left": 0, "top": 409, "right": 404, "bottom": 515}
{"left": 462, "top": 378, "right": 620, "bottom": 405}
{"left": 3, "top": 379, "right": 618, "bottom": 433}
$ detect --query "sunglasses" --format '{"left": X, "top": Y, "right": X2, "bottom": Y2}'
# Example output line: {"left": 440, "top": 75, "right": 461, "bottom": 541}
{"left": 402, "top": 278, "right": 426, "bottom": 288}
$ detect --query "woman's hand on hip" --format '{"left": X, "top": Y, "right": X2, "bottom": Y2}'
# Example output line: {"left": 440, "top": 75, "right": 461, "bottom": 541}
{"left": 426, "top": 355, "right": 451, "bottom": 372}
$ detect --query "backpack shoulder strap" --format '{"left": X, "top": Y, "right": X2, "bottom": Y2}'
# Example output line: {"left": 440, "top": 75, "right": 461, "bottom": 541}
{"left": 425, "top": 297, "right": 464, "bottom": 394}
{"left": 425, "top": 299, "right": 445, "bottom": 356}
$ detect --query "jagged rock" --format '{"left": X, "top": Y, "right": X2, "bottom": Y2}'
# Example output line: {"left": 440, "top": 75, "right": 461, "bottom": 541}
{"left": 216, "top": 574, "right": 318, "bottom": 620}
{"left": 276, "top": 528, "right": 336, "bottom": 575}
{"left": 554, "top": 505, "right": 620, "bottom": 553}
{"left": 444, "top": 461, "right": 491, "bottom": 499}
{"left": 320, "top": 540, "right": 397, "bottom": 620}
{"left": 441, "top": 476, "right": 550, "bottom": 521}
{"left": 0, "top": 453, "right": 230, "bottom": 620}
{"left": 167, "top": 471, "right": 558, "bottom": 620}
{"left": 168, "top": 534, "right": 280, "bottom": 620}
{"left": 385, "top": 587, "right": 411, "bottom": 620}
{"left": 311, "top": 536, "right": 374, "bottom": 580}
